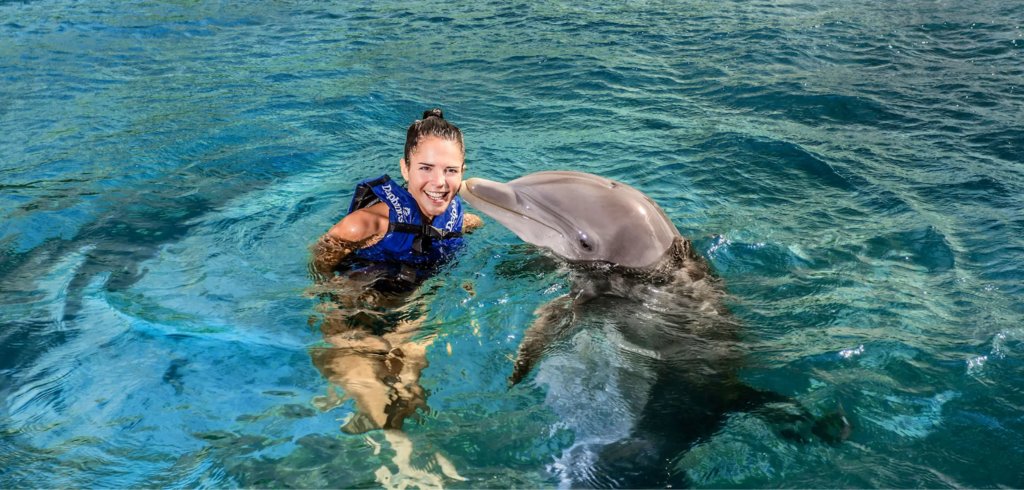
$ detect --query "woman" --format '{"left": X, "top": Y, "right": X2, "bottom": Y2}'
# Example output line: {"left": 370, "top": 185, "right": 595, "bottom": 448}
{"left": 308, "top": 109, "right": 482, "bottom": 440}
{"left": 312, "top": 108, "right": 482, "bottom": 281}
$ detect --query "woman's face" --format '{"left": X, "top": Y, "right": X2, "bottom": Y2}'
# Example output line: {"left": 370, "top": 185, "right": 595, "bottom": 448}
{"left": 400, "top": 136, "right": 465, "bottom": 219}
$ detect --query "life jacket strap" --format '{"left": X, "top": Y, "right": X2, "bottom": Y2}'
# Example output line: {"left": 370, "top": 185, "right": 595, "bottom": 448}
{"left": 387, "top": 222, "right": 464, "bottom": 254}
{"left": 348, "top": 175, "right": 392, "bottom": 213}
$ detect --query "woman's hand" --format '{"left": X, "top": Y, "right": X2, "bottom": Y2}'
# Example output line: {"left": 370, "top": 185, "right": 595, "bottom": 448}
{"left": 462, "top": 213, "right": 484, "bottom": 233}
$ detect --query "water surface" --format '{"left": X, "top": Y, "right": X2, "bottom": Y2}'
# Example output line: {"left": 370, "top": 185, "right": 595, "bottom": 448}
{"left": 2, "top": 0, "right": 1023, "bottom": 487}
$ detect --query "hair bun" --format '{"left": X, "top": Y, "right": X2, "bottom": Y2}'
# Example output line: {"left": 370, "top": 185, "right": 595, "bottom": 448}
{"left": 422, "top": 108, "right": 444, "bottom": 120}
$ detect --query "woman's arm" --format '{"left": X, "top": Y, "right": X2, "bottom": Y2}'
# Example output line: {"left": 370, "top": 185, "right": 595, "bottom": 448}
{"left": 309, "top": 203, "right": 389, "bottom": 282}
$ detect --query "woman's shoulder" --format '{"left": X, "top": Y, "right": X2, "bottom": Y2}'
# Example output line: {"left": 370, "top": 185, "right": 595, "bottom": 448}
{"left": 328, "top": 202, "right": 390, "bottom": 244}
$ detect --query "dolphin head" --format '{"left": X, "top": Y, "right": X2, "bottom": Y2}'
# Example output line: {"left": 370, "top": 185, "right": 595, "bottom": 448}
{"left": 461, "top": 171, "right": 680, "bottom": 269}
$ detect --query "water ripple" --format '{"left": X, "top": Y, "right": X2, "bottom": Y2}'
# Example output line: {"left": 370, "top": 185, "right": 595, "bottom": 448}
{"left": 2, "top": 0, "right": 1023, "bottom": 487}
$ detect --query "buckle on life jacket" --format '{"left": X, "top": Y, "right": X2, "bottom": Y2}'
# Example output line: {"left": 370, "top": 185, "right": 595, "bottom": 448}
{"left": 398, "top": 264, "right": 417, "bottom": 283}
{"left": 388, "top": 222, "right": 464, "bottom": 255}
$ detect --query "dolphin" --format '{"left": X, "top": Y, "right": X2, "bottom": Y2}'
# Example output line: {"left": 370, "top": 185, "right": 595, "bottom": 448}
{"left": 460, "top": 171, "right": 849, "bottom": 487}
{"left": 461, "top": 171, "right": 694, "bottom": 270}
{"left": 461, "top": 171, "right": 730, "bottom": 382}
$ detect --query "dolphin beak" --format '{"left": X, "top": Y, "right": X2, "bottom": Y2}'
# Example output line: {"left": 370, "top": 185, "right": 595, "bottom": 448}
{"left": 461, "top": 177, "right": 519, "bottom": 212}
{"left": 461, "top": 176, "right": 566, "bottom": 252}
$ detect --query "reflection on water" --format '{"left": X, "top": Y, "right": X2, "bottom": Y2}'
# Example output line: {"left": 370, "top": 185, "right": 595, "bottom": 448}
{"left": 374, "top": 431, "right": 466, "bottom": 490}
{"left": 306, "top": 242, "right": 465, "bottom": 488}
{"left": 506, "top": 247, "right": 849, "bottom": 488}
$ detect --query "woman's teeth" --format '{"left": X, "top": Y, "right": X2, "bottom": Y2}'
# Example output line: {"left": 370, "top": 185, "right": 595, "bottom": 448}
{"left": 425, "top": 190, "right": 447, "bottom": 202}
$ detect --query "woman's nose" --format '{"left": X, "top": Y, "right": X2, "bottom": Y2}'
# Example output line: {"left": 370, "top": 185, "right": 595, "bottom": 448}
{"left": 431, "top": 168, "right": 446, "bottom": 186}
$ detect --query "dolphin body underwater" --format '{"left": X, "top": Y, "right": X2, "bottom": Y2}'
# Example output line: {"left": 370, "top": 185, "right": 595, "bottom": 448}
{"left": 460, "top": 171, "right": 849, "bottom": 488}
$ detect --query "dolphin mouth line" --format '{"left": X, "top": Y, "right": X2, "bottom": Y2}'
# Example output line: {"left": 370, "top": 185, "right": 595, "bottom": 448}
{"left": 462, "top": 186, "right": 565, "bottom": 239}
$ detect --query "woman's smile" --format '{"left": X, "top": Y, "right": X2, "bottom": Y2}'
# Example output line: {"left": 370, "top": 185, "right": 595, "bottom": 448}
{"left": 424, "top": 189, "right": 449, "bottom": 203}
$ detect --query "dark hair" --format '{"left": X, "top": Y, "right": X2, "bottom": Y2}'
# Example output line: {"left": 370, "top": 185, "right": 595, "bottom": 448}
{"left": 403, "top": 108, "right": 464, "bottom": 164}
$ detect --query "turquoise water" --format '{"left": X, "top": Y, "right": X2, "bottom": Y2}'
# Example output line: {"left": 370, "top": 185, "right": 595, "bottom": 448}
{"left": 2, "top": 0, "right": 1023, "bottom": 487}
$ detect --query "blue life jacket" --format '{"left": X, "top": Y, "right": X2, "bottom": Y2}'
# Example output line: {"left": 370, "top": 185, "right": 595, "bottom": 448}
{"left": 347, "top": 174, "right": 464, "bottom": 266}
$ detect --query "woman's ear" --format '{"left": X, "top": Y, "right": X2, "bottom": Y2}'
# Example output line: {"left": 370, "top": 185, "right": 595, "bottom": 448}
{"left": 399, "top": 158, "right": 409, "bottom": 182}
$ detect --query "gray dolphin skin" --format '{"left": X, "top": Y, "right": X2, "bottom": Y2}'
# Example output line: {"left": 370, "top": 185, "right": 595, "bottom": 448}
{"left": 461, "top": 170, "right": 725, "bottom": 381}
{"left": 461, "top": 171, "right": 680, "bottom": 269}
{"left": 460, "top": 171, "right": 850, "bottom": 487}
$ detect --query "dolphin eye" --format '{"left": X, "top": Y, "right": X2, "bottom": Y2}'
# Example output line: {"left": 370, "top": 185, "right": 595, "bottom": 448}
{"left": 579, "top": 238, "right": 593, "bottom": 252}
